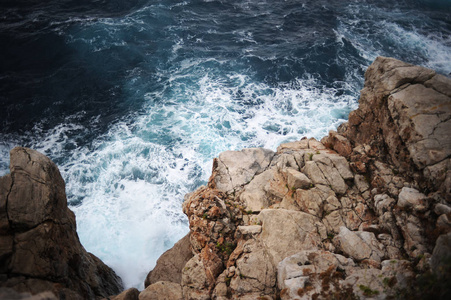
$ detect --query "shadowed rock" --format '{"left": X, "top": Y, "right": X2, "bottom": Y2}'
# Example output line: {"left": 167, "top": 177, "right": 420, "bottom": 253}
{"left": 0, "top": 147, "right": 122, "bottom": 299}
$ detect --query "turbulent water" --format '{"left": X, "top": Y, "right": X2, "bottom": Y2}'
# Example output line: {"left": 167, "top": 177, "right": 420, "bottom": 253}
{"left": 1, "top": 0, "right": 450, "bottom": 289}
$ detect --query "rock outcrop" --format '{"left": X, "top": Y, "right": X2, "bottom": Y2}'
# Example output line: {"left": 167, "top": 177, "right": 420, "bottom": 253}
{"left": 2, "top": 56, "right": 450, "bottom": 300}
{"left": 144, "top": 57, "right": 451, "bottom": 299}
{"left": 0, "top": 147, "right": 123, "bottom": 299}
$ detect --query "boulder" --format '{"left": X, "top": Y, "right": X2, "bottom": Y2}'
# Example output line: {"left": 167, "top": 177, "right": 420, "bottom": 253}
{"left": 229, "top": 238, "right": 276, "bottom": 298}
{"left": 333, "top": 227, "right": 385, "bottom": 262}
{"left": 0, "top": 147, "right": 122, "bottom": 298}
{"left": 181, "top": 254, "right": 210, "bottom": 300}
{"left": 285, "top": 168, "right": 312, "bottom": 190}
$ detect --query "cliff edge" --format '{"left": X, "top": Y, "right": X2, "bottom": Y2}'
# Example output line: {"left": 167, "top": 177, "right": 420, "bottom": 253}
{"left": 142, "top": 57, "right": 451, "bottom": 300}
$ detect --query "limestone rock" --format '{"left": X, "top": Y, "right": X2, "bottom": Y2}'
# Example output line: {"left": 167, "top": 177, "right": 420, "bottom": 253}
{"left": 139, "top": 281, "right": 182, "bottom": 300}
{"left": 229, "top": 238, "right": 276, "bottom": 298}
{"left": 209, "top": 148, "right": 274, "bottom": 192}
{"left": 150, "top": 57, "right": 451, "bottom": 300}
{"left": 285, "top": 168, "right": 312, "bottom": 190}
{"left": 277, "top": 139, "right": 309, "bottom": 152}
{"left": 257, "top": 209, "right": 326, "bottom": 266}
{"left": 0, "top": 147, "right": 122, "bottom": 298}
{"left": 434, "top": 203, "right": 451, "bottom": 215}
{"left": 237, "top": 225, "right": 261, "bottom": 236}
{"left": 7, "top": 147, "right": 70, "bottom": 229}
{"left": 342, "top": 56, "right": 451, "bottom": 196}
{"left": 324, "top": 131, "right": 352, "bottom": 158}
{"left": 303, "top": 161, "right": 328, "bottom": 186}
{"left": 277, "top": 250, "right": 355, "bottom": 300}
{"left": 145, "top": 233, "right": 192, "bottom": 287}
{"left": 333, "top": 227, "right": 385, "bottom": 262}
{"left": 181, "top": 255, "right": 210, "bottom": 300}
{"left": 397, "top": 187, "right": 427, "bottom": 211}
{"left": 239, "top": 167, "right": 278, "bottom": 212}
{"left": 312, "top": 154, "right": 348, "bottom": 195}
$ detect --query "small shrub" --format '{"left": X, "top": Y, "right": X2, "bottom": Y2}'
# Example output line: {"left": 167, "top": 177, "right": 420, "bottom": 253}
{"left": 359, "top": 285, "right": 379, "bottom": 296}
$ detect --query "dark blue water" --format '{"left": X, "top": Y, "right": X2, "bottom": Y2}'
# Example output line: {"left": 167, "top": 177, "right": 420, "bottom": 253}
{"left": 1, "top": 0, "right": 450, "bottom": 288}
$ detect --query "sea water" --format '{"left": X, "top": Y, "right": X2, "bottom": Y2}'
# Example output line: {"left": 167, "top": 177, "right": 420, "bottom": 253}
{"left": 1, "top": 0, "right": 450, "bottom": 289}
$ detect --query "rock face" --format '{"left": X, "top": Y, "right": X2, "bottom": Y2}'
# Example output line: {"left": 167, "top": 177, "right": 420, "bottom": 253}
{"left": 0, "top": 147, "right": 123, "bottom": 299}
{"left": 146, "top": 57, "right": 451, "bottom": 299}
{"left": 338, "top": 56, "right": 451, "bottom": 197}
{"left": 144, "top": 233, "right": 193, "bottom": 288}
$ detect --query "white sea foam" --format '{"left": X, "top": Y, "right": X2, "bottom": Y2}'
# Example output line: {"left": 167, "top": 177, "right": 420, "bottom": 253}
{"left": 337, "top": 3, "right": 451, "bottom": 75}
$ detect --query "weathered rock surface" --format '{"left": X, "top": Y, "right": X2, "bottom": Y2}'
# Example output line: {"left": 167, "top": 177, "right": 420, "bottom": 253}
{"left": 144, "top": 57, "right": 450, "bottom": 299}
{"left": 139, "top": 281, "right": 182, "bottom": 300}
{"left": 0, "top": 288, "right": 58, "bottom": 300}
{"left": 144, "top": 233, "right": 193, "bottom": 288}
{"left": 339, "top": 56, "right": 451, "bottom": 197}
{"left": 0, "top": 147, "right": 123, "bottom": 299}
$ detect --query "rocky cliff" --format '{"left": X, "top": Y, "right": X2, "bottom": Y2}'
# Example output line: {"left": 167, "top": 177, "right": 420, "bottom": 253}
{"left": 140, "top": 57, "right": 451, "bottom": 300}
{"left": 0, "top": 148, "right": 123, "bottom": 299}
{"left": 1, "top": 56, "right": 450, "bottom": 300}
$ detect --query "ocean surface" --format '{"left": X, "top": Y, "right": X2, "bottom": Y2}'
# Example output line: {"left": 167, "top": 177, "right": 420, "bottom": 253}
{"left": 1, "top": 0, "right": 450, "bottom": 289}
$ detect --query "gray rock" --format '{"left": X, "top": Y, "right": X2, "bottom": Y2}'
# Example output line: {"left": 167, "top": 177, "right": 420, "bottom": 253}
{"left": 334, "top": 227, "right": 384, "bottom": 262}
{"left": 237, "top": 225, "right": 262, "bottom": 236}
{"left": 398, "top": 187, "right": 427, "bottom": 211}
{"left": 285, "top": 168, "right": 312, "bottom": 190}
{"left": 257, "top": 209, "right": 326, "bottom": 266}
{"left": 388, "top": 83, "right": 451, "bottom": 169}
{"left": 313, "top": 155, "right": 348, "bottom": 195}
{"left": 230, "top": 239, "right": 276, "bottom": 298}
{"left": 431, "top": 232, "right": 451, "bottom": 278}
{"left": 239, "top": 168, "right": 276, "bottom": 212}
{"left": 329, "top": 154, "right": 354, "bottom": 180}
{"left": 434, "top": 203, "right": 451, "bottom": 215}
{"left": 303, "top": 161, "right": 328, "bottom": 186}
{"left": 277, "top": 250, "right": 355, "bottom": 300}
{"left": 211, "top": 148, "right": 275, "bottom": 192}
{"left": 181, "top": 254, "right": 209, "bottom": 300}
